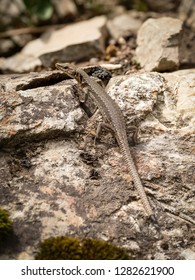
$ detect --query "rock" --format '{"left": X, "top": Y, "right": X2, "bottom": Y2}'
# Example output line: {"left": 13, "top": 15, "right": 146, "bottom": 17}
{"left": 106, "top": 72, "right": 165, "bottom": 127}
{"left": 179, "top": 26, "right": 195, "bottom": 67}
{"left": 144, "top": 0, "right": 181, "bottom": 12}
{"left": 161, "top": 69, "right": 195, "bottom": 134}
{"left": 107, "top": 11, "right": 144, "bottom": 39}
{"left": 0, "top": 0, "right": 27, "bottom": 57}
{"left": 136, "top": 17, "right": 183, "bottom": 71}
{"left": 0, "top": 54, "right": 42, "bottom": 74}
{"left": 0, "top": 69, "right": 195, "bottom": 260}
{"left": 0, "top": 141, "right": 85, "bottom": 259}
{"left": 0, "top": 39, "right": 17, "bottom": 57}
{"left": 0, "top": 16, "right": 107, "bottom": 73}
{"left": 52, "top": 0, "right": 78, "bottom": 18}
{"left": 17, "top": 250, "right": 34, "bottom": 260}
{"left": 107, "top": 69, "right": 195, "bottom": 135}
{"left": 100, "top": 63, "right": 122, "bottom": 70}
{"left": 179, "top": 1, "right": 195, "bottom": 67}
{"left": 180, "top": 249, "right": 195, "bottom": 260}
{"left": 179, "top": 0, "right": 195, "bottom": 29}
{"left": 0, "top": 71, "right": 84, "bottom": 145}
{"left": 0, "top": 0, "right": 24, "bottom": 26}
{"left": 35, "top": 16, "right": 107, "bottom": 67}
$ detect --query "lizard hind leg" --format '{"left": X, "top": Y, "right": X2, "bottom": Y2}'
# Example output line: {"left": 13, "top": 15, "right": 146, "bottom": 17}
{"left": 127, "top": 125, "right": 139, "bottom": 146}
{"left": 94, "top": 122, "right": 114, "bottom": 145}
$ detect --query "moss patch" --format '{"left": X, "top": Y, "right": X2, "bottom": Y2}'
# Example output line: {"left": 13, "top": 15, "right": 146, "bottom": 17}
{"left": 35, "top": 236, "right": 131, "bottom": 260}
{"left": 0, "top": 209, "right": 13, "bottom": 243}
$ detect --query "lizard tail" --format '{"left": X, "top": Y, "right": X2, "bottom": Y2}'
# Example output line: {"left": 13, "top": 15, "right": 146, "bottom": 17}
{"left": 120, "top": 141, "right": 154, "bottom": 218}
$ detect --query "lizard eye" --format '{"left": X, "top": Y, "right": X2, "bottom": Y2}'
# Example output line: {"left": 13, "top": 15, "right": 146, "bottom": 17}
{"left": 62, "top": 63, "right": 69, "bottom": 69}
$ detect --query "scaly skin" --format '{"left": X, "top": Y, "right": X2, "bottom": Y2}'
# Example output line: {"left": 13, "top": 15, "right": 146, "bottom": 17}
{"left": 56, "top": 63, "right": 157, "bottom": 223}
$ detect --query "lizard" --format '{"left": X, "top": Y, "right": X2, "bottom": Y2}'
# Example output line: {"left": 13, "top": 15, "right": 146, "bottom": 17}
{"left": 55, "top": 62, "right": 157, "bottom": 224}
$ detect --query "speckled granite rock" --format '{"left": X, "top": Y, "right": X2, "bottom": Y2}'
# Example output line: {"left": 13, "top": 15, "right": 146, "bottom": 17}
{"left": 0, "top": 69, "right": 194, "bottom": 260}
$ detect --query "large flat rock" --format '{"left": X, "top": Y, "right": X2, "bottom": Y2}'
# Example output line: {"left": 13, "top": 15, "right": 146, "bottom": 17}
{"left": 0, "top": 16, "right": 107, "bottom": 72}
{"left": 0, "top": 69, "right": 194, "bottom": 260}
{"left": 0, "top": 71, "right": 83, "bottom": 145}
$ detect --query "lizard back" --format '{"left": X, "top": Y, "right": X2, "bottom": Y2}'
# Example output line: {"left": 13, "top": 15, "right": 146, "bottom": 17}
{"left": 56, "top": 63, "right": 156, "bottom": 221}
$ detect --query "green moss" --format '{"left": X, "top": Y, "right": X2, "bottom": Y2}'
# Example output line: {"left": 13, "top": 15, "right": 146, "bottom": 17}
{"left": 35, "top": 236, "right": 131, "bottom": 260}
{"left": 0, "top": 209, "right": 13, "bottom": 242}
{"left": 35, "top": 236, "right": 83, "bottom": 260}
{"left": 82, "top": 239, "right": 131, "bottom": 260}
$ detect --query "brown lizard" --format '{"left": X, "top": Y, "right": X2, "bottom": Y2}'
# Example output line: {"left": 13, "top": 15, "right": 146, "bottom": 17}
{"left": 55, "top": 62, "right": 157, "bottom": 224}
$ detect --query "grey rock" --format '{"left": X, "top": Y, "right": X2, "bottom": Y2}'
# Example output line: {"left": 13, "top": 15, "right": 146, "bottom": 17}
{"left": 107, "top": 11, "right": 144, "bottom": 39}
{"left": 162, "top": 69, "right": 195, "bottom": 134}
{"left": 180, "top": 249, "right": 195, "bottom": 260}
{"left": 0, "top": 69, "right": 194, "bottom": 260}
{"left": 0, "top": 72, "right": 84, "bottom": 145}
{"left": 107, "top": 69, "right": 195, "bottom": 135}
{"left": 136, "top": 17, "right": 183, "bottom": 71}
{"left": 107, "top": 72, "right": 165, "bottom": 127}
{"left": 0, "top": 54, "right": 42, "bottom": 74}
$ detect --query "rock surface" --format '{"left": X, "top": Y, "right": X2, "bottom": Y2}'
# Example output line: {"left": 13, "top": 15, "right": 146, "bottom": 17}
{"left": 179, "top": 0, "right": 195, "bottom": 29}
{"left": 0, "top": 16, "right": 107, "bottom": 72}
{"left": 107, "top": 11, "right": 144, "bottom": 39}
{"left": 0, "top": 0, "right": 24, "bottom": 26}
{"left": 0, "top": 69, "right": 194, "bottom": 259}
{"left": 0, "top": 71, "right": 83, "bottom": 146}
{"left": 136, "top": 17, "right": 183, "bottom": 71}
{"left": 144, "top": 0, "right": 181, "bottom": 12}
{"left": 162, "top": 69, "right": 195, "bottom": 134}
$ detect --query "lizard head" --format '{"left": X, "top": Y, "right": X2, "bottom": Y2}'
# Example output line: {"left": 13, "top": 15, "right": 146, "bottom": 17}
{"left": 55, "top": 63, "right": 76, "bottom": 79}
